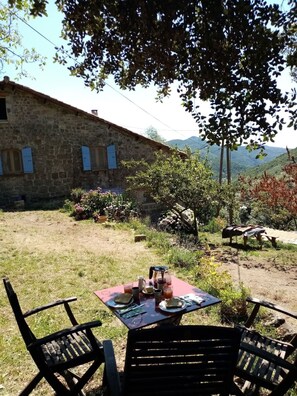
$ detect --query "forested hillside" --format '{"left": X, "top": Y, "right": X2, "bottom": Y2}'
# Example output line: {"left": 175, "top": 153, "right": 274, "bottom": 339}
{"left": 243, "top": 147, "right": 297, "bottom": 178}
{"left": 167, "top": 136, "right": 286, "bottom": 177}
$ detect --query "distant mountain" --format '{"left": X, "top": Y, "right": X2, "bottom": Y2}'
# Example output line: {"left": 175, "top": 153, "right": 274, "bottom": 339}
{"left": 244, "top": 147, "right": 297, "bottom": 178}
{"left": 167, "top": 136, "right": 286, "bottom": 177}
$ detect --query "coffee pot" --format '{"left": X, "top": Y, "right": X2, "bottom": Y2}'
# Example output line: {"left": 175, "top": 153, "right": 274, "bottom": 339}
{"left": 149, "top": 265, "right": 168, "bottom": 287}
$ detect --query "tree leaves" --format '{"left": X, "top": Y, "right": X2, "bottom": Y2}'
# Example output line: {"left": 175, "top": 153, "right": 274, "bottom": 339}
{"left": 240, "top": 161, "right": 297, "bottom": 229}
{"left": 0, "top": 3, "right": 46, "bottom": 79}
{"left": 8, "top": 0, "right": 296, "bottom": 146}
{"left": 125, "top": 149, "right": 219, "bottom": 236}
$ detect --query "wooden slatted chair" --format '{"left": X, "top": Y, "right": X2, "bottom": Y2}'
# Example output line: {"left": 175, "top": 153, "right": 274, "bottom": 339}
{"left": 102, "top": 325, "right": 242, "bottom": 396}
{"left": 235, "top": 297, "right": 297, "bottom": 395}
{"left": 3, "top": 277, "right": 105, "bottom": 396}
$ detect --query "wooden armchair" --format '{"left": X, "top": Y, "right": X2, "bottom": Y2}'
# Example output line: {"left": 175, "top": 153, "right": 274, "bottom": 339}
{"left": 235, "top": 297, "right": 297, "bottom": 395}
{"left": 103, "top": 325, "right": 242, "bottom": 396}
{"left": 3, "top": 277, "right": 105, "bottom": 396}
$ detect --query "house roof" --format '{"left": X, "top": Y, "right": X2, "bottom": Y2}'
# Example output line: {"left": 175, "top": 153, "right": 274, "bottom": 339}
{"left": 0, "top": 76, "right": 183, "bottom": 154}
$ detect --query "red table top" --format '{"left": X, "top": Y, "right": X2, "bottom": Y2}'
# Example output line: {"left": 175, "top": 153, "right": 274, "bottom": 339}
{"left": 94, "top": 276, "right": 221, "bottom": 330}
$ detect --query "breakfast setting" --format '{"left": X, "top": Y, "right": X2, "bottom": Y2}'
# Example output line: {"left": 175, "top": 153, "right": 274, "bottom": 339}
{"left": 95, "top": 265, "right": 218, "bottom": 329}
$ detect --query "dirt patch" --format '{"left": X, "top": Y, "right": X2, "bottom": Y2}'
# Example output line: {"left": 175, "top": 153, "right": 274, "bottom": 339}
{"left": 217, "top": 236, "right": 297, "bottom": 331}
{"left": 222, "top": 255, "right": 297, "bottom": 310}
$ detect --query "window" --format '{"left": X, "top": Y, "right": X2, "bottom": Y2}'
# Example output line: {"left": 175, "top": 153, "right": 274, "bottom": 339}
{"left": 90, "top": 146, "right": 107, "bottom": 170}
{"left": 82, "top": 144, "right": 117, "bottom": 171}
{"left": 0, "top": 98, "right": 8, "bottom": 120}
{"left": 2, "top": 149, "right": 22, "bottom": 174}
{"left": 0, "top": 147, "right": 33, "bottom": 176}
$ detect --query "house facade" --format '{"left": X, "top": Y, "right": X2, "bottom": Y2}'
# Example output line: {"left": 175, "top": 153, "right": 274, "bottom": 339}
{"left": 0, "top": 77, "right": 173, "bottom": 207}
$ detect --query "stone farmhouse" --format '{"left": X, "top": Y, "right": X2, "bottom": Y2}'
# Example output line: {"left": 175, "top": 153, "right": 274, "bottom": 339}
{"left": 0, "top": 76, "right": 175, "bottom": 208}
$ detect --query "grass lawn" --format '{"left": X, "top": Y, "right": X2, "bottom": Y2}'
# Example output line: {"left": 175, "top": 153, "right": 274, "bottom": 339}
{"left": 0, "top": 210, "right": 220, "bottom": 395}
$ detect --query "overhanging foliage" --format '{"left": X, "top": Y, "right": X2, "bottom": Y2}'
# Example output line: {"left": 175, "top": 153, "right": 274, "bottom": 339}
{"left": 7, "top": 0, "right": 297, "bottom": 148}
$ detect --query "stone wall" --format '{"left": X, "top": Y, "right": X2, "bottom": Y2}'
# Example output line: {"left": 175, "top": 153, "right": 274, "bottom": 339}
{"left": 0, "top": 80, "right": 171, "bottom": 207}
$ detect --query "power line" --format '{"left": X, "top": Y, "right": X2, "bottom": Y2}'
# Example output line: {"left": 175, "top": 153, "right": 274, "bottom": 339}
{"left": 3, "top": 2, "right": 211, "bottom": 149}
{"left": 6, "top": 4, "right": 179, "bottom": 128}
{"left": 104, "top": 84, "right": 180, "bottom": 131}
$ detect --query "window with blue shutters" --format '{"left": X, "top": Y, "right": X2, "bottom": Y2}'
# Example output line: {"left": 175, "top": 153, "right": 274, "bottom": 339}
{"left": 0, "top": 147, "right": 33, "bottom": 175}
{"left": 107, "top": 144, "right": 117, "bottom": 169}
{"left": 81, "top": 144, "right": 117, "bottom": 171}
{"left": 22, "top": 147, "right": 34, "bottom": 173}
{"left": 81, "top": 146, "right": 91, "bottom": 171}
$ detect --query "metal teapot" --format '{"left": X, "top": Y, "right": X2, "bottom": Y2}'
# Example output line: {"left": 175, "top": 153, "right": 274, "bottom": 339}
{"left": 149, "top": 265, "right": 168, "bottom": 287}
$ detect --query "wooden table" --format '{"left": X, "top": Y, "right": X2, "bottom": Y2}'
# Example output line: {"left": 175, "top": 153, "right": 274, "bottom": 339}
{"left": 94, "top": 276, "right": 221, "bottom": 330}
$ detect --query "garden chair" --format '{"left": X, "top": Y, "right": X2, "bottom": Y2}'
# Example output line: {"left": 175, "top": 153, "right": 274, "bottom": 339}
{"left": 235, "top": 297, "right": 297, "bottom": 395}
{"left": 3, "top": 277, "right": 105, "bottom": 396}
{"left": 102, "top": 325, "right": 242, "bottom": 396}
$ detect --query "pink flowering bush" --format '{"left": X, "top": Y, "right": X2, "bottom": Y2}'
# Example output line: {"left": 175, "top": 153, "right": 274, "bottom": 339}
{"left": 68, "top": 187, "right": 139, "bottom": 222}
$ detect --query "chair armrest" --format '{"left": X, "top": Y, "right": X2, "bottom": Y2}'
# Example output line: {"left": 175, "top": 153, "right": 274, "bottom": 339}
{"left": 23, "top": 297, "right": 77, "bottom": 317}
{"left": 244, "top": 297, "right": 297, "bottom": 328}
{"left": 23, "top": 297, "right": 79, "bottom": 325}
{"left": 102, "top": 340, "right": 121, "bottom": 396}
{"left": 27, "top": 320, "right": 102, "bottom": 349}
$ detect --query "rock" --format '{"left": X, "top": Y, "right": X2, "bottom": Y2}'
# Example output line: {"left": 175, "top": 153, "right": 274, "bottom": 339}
{"left": 265, "top": 317, "right": 286, "bottom": 328}
{"left": 134, "top": 234, "right": 146, "bottom": 242}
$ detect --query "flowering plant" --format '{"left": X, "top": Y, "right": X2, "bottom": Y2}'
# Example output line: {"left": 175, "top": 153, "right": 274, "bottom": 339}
{"left": 69, "top": 187, "right": 138, "bottom": 222}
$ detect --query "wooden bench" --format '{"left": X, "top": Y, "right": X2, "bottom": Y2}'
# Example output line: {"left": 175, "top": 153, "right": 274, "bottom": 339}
{"left": 243, "top": 233, "right": 278, "bottom": 248}
{"left": 264, "top": 234, "right": 278, "bottom": 248}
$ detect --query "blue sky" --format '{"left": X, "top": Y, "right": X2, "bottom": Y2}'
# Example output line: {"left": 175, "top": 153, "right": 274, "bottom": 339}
{"left": 2, "top": 1, "right": 297, "bottom": 148}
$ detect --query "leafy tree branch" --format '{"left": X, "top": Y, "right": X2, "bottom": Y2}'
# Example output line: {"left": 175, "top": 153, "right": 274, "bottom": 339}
{"left": 0, "top": 2, "right": 46, "bottom": 78}
{"left": 124, "top": 149, "right": 219, "bottom": 240}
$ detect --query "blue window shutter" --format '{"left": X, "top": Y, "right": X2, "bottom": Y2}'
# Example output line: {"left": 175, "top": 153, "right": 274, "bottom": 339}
{"left": 107, "top": 144, "right": 117, "bottom": 169}
{"left": 0, "top": 156, "right": 3, "bottom": 175}
{"left": 22, "top": 147, "right": 33, "bottom": 173}
{"left": 81, "top": 146, "right": 91, "bottom": 171}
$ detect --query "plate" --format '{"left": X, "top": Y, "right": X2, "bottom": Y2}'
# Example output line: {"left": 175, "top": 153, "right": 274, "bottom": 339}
{"left": 158, "top": 299, "right": 186, "bottom": 313}
{"left": 106, "top": 299, "right": 134, "bottom": 309}
{"left": 114, "top": 293, "right": 133, "bottom": 304}
{"left": 142, "top": 288, "right": 154, "bottom": 295}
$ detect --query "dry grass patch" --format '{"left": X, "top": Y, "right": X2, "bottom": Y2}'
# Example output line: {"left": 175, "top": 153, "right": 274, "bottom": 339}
{"left": 0, "top": 210, "right": 164, "bottom": 395}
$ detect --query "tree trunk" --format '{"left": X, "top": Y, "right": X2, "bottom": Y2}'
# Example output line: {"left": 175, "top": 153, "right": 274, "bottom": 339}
{"left": 219, "top": 139, "right": 224, "bottom": 185}
{"left": 226, "top": 144, "right": 233, "bottom": 224}
{"left": 193, "top": 208, "right": 199, "bottom": 242}
{"left": 226, "top": 144, "right": 231, "bottom": 185}
{"left": 216, "top": 140, "right": 225, "bottom": 217}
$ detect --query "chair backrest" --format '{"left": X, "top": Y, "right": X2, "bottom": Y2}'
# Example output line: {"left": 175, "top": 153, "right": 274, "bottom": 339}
{"left": 237, "top": 327, "right": 297, "bottom": 395}
{"left": 3, "top": 277, "right": 36, "bottom": 346}
{"left": 122, "top": 325, "right": 241, "bottom": 396}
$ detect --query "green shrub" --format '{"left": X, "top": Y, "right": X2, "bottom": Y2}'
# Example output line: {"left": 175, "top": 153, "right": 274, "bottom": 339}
{"left": 62, "top": 199, "right": 75, "bottom": 213}
{"left": 193, "top": 256, "right": 249, "bottom": 323}
{"left": 129, "top": 218, "right": 149, "bottom": 233}
{"left": 70, "top": 188, "right": 85, "bottom": 204}
{"left": 202, "top": 216, "right": 227, "bottom": 233}
{"left": 145, "top": 229, "right": 172, "bottom": 254}
{"left": 219, "top": 285, "right": 249, "bottom": 323}
{"left": 167, "top": 247, "right": 202, "bottom": 269}
{"left": 105, "top": 195, "right": 139, "bottom": 222}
